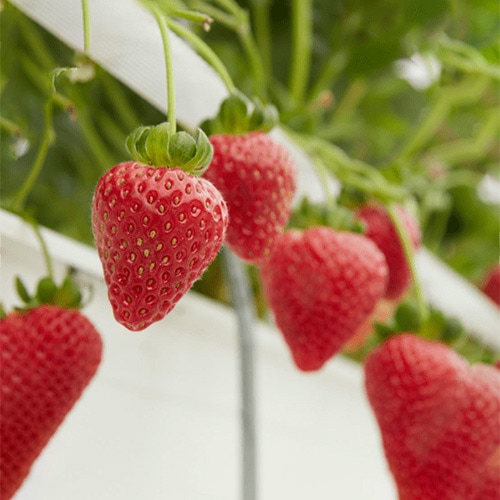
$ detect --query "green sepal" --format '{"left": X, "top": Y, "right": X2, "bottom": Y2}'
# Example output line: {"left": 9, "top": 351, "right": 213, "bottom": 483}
{"left": 0, "top": 303, "right": 8, "bottom": 319}
{"left": 201, "top": 91, "right": 279, "bottom": 136}
{"left": 126, "top": 123, "right": 213, "bottom": 175}
{"left": 393, "top": 301, "right": 423, "bottom": 332}
{"left": 288, "top": 197, "right": 364, "bottom": 233}
{"left": 53, "top": 274, "right": 83, "bottom": 308}
{"left": 7, "top": 271, "right": 85, "bottom": 315}
{"left": 15, "top": 276, "right": 32, "bottom": 304}
{"left": 36, "top": 277, "right": 58, "bottom": 304}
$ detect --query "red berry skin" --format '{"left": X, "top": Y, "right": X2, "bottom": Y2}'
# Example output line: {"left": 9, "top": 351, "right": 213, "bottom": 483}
{"left": 205, "top": 132, "right": 297, "bottom": 265}
{"left": 0, "top": 306, "right": 103, "bottom": 499}
{"left": 356, "top": 204, "right": 421, "bottom": 300}
{"left": 92, "top": 162, "right": 228, "bottom": 331}
{"left": 482, "top": 264, "right": 500, "bottom": 307}
{"left": 364, "top": 334, "right": 500, "bottom": 500}
{"left": 260, "top": 227, "right": 388, "bottom": 371}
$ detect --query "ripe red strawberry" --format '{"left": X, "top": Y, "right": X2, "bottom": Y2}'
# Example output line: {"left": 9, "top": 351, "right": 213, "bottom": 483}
{"left": 92, "top": 161, "right": 228, "bottom": 331}
{"left": 260, "top": 227, "right": 388, "bottom": 371}
{"left": 481, "top": 264, "right": 500, "bottom": 307}
{"left": 204, "top": 132, "right": 297, "bottom": 265}
{"left": 0, "top": 305, "right": 103, "bottom": 499}
{"left": 364, "top": 333, "right": 500, "bottom": 500}
{"left": 356, "top": 203, "right": 421, "bottom": 300}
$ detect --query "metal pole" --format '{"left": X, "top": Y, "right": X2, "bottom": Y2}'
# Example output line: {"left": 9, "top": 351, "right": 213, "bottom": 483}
{"left": 222, "top": 247, "right": 257, "bottom": 500}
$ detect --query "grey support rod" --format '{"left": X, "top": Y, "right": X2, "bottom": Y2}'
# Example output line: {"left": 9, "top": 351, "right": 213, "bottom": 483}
{"left": 222, "top": 247, "right": 257, "bottom": 500}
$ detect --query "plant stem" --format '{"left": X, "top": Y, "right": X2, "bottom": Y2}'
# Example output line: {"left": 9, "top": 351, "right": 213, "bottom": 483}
{"left": 250, "top": 0, "right": 272, "bottom": 81}
{"left": 100, "top": 72, "right": 142, "bottom": 132}
{"left": 288, "top": 0, "right": 312, "bottom": 104}
{"left": 393, "top": 75, "right": 490, "bottom": 164}
{"left": 236, "top": 14, "right": 267, "bottom": 98}
{"left": 189, "top": 0, "right": 266, "bottom": 98}
{"left": 387, "top": 203, "right": 429, "bottom": 322}
{"left": 166, "top": 17, "right": 236, "bottom": 93}
{"left": 29, "top": 217, "right": 54, "bottom": 278}
{"left": 150, "top": 5, "right": 177, "bottom": 134}
{"left": 0, "top": 115, "right": 22, "bottom": 136}
{"left": 81, "top": 0, "right": 91, "bottom": 53}
{"left": 11, "top": 99, "right": 55, "bottom": 212}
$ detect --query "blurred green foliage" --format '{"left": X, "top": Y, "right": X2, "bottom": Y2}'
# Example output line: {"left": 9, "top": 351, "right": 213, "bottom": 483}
{"left": 1, "top": 0, "right": 499, "bottom": 288}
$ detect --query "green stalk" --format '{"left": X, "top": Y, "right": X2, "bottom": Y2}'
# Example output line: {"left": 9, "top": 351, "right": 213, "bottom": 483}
{"left": 236, "top": 14, "right": 267, "bottom": 98}
{"left": 77, "top": 108, "right": 118, "bottom": 172}
{"left": 81, "top": 0, "right": 91, "bottom": 52}
{"left": 100, "top": 72, "right": 142, "bottom": 132}
{"left": 307, "top": 50, "right": 348, "bottom": 103}
{"left": 250, "top": 0, "right": 272, "bottom": 80}
{"left": 188, "top": 0, "right": 236, "bottom": 27}
{"left": 387, "top": 203, "right": 429, "bottom": 322}
{"left": 29, "top": 217, "right": 55, "bottom": 279}
{"left": 188, "top": 0, "right": 266, "bottom": 97}
{"left": 11, "top": 99, "right": 55, "bottom": 211}
{"left": 0, "top": 115, "right": 22, "bottom": 136}
{"left": 426, "top": 110, "right": 500, "bottom": 166}
{"left": 394, "top": 76, "right": 490, "bottom": 164}
{"left": 288, "top": 0, "right": 312, "bottom": 104}
{"left": 166, "top": 17, "right": 236, "bottom": 93}
{"left": 150, "top": 5, "right": 177, "bottom": 134}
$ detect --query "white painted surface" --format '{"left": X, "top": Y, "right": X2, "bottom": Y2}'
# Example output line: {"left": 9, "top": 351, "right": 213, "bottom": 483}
{"left": 1, "top": 210, "right": 397, "bottom": 499}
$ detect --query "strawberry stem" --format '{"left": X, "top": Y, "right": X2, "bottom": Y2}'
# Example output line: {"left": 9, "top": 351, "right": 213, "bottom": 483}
{"left": 11, "top": 98, "right": 55, "bottom": 212}
{"left": 81, "top": 0, "right": 91, "bottom": 53}
{"left": 289, "top": 0, "right": 312, "bottom": 105}
{"left": 165, "top": 16, "right": 236, "bottom": 94}
{"left": 387, "top": 203, "right": 429, "bottom": 323}
{"left": 149, "top": 5, "right": 177, "bottom": 135}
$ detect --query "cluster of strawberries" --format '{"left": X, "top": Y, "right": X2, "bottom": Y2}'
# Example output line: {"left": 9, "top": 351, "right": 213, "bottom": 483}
{"left": 91, "top": 117, "right": 500, "bottom": 498}
{"left": 1, "top": 101, "right": 498, "bottom": 498}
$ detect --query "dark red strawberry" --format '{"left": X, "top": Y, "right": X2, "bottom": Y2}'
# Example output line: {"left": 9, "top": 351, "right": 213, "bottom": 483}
{"left": 205, "top": 132, "right": 297, "bottom": 265}
{"left": 364, "top": 333, "right": 500, "bottom": 500}
{"left": 259, "top": 227, "right": 388, "bottom": 371}
{"left": 92, "top": 161, "right": 228, "bottom": 331}
{"left": 481, "top": 264, "right": 500, "bottom": 307}
{"left": 356, "top": 203, "right": 421, "bottom": 300}
{"left": 0, "top": 305, "right": 103, "bottom": 499}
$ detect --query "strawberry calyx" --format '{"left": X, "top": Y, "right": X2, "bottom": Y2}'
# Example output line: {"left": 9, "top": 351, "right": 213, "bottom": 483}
{"left": 6, "top": 272, "right": 84, "bottom": 314}
{"left": 201, "top": 91, "right": 279, "bottom": 135}
{"left": 370, "top": 300, "right": 498, "bottom": 365}
{"left": 126, "top": 122, "right": 213, "bottom": 176}
{"left": 288, "top": 197, "right": 364, "bottom": 233}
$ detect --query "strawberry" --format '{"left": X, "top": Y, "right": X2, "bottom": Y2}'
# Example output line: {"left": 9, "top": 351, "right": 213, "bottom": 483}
{"left": 259, "top": 227, "right": 388, "bottom": 371}
{"left": 92, "top": 160, "right": 228, "bottom": 331}
{"left": 204, "top": 131, "right": 297, "bottom": 265}
{"left": 356, "top": 203, "right": 421, "bottom": 300}
{"left": 0, "top": 303, "right": 102, "bottom": 499}
{"left": 364, "top": 333, "right": 500, "bottom": 500}
{"left": 481, "top": 264, "right": 500, "bottom": 307}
